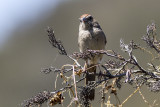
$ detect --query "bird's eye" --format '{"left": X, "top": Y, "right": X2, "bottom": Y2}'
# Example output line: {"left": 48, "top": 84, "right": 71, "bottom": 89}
{"left": 88, "top": 16, "right": 93, "bottom": 21}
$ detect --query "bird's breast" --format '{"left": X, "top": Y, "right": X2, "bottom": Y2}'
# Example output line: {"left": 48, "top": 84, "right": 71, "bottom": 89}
{"left": 78, "top": 29, "right": 105, "bottom": 52}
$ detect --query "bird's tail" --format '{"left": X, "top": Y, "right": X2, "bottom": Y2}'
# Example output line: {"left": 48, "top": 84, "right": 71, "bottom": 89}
{"left": 85, "top": 64, "right": 96, "bottom": 100}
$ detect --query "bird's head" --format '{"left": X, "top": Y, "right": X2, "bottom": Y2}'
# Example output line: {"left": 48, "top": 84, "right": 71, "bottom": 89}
{"left": 79, "top": 14, "right": 94, "bottom": 30}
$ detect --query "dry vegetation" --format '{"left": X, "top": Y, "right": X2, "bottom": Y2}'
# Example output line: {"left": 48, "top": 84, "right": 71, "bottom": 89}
{"left": 22, "top": 23, "right": 160, "bottom": 107}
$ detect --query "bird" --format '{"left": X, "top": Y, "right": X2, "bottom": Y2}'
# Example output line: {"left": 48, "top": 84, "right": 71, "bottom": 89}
{"left": 78, "top": 14, "right": 107, "bottom": 100}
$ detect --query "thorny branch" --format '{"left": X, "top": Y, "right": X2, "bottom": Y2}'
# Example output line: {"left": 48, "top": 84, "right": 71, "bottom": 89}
{"left": 22, "top": 23, "right": 160, "bottom": 107}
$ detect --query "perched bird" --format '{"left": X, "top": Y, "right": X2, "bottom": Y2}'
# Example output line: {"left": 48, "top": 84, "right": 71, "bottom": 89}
{"left": 78, "top": 14, "right": 107, "bottom": 100}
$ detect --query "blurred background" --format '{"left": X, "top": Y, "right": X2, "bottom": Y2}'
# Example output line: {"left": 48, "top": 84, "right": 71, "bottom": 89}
{"left": 0, "top": 0, "right": 160, "bottom": 107}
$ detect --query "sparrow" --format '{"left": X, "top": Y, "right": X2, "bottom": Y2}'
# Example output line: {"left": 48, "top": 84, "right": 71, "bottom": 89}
{"left": 78, "top": 14, "right": 107, "bottom": 100}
